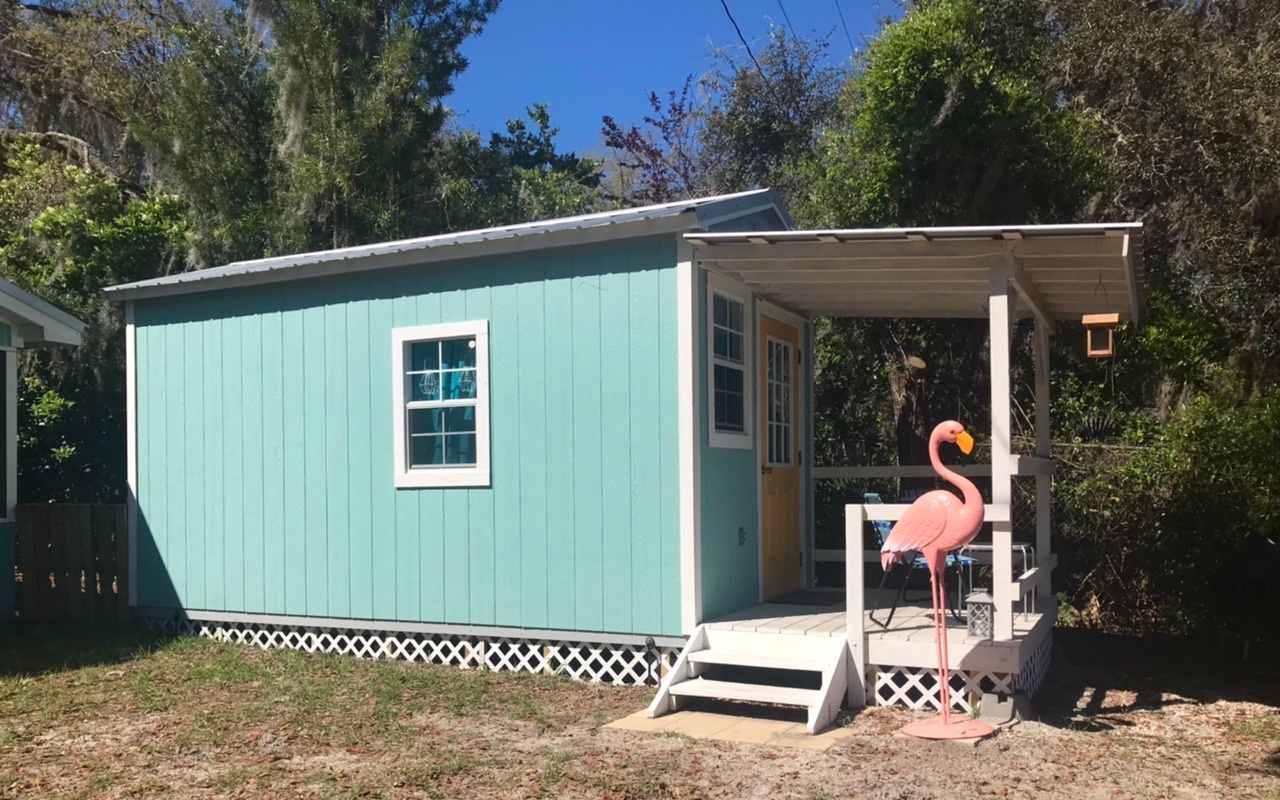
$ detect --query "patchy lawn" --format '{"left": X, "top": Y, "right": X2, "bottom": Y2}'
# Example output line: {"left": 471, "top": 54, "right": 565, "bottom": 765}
{"left": 1, "top": 626, "right": 1276, "bottom": 799}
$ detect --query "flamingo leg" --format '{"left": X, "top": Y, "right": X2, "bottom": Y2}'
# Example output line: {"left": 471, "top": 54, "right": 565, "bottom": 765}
{"left": 937, "top": 563, "right": 953, "bottom": 723}
{"left": 928, "top": 564, "right": 950, "bottom": 725}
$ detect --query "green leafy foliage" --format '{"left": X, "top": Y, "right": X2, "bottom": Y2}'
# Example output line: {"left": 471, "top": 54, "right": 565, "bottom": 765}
{"left": 1055, "top": 387, "right": 1280, "bottom": 640}
{"left": 800, "top": 0, "right": 1099, "bottom": 228}
{"left": 0, "top": 137, "right": 188, "bottom": 501}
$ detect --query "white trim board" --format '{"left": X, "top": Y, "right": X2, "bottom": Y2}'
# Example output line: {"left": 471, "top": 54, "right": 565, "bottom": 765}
{"left": 676, "top": 241, "right": 703, "bottom": 634}
{"left": 125, "top": 302, "right": 138, "bottom": 606}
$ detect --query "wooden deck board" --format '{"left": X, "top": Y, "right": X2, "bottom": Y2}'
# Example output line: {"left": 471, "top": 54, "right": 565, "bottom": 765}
{"left": 708, "top": 600, "right": 1047, "bottom": 674}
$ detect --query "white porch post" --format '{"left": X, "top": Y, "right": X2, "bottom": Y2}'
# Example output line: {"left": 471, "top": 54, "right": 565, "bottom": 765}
{"left": 989, "top": 263, "right": 1015, "bottom": 641}
{"left": 844, "top": 505, "right": 866, "bottom": 708}
{"left": 1033, "top": 323, "right": 1053, "bottom": 604}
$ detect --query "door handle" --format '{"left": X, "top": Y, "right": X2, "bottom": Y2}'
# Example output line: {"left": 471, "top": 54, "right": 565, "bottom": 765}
{"left": 761, "top": 465, "right": 773, "bottom": 475}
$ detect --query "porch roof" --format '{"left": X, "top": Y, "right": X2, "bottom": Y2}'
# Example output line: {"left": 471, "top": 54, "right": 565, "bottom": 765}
{"left": 685, "top": 222, "right": 1143, "bottom": 323}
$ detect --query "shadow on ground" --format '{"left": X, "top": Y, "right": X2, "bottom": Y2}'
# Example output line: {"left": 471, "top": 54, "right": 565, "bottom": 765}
{"left": 0, "top": 623, "right": 174, "bottom": 678}
{"left": 1036, "top": 628, "right": 1280, "bottom": 781}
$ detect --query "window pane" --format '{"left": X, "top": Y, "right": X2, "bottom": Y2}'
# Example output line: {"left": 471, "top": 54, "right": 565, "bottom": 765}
{"left": 441, "top": 337, "right": 476, "bottom": 369}
{"left": 722, "top": 365, "right": 743, "bottom": 394}
{"left": 728, "top": 300, "right": 743, "bottom": 332}
{"left": 713, "top": 328, "right": 729, "bottom": 359}
{"left": 714, "top": 294, "right": 728, "bottom": 326}
{"left": 444, "top": 405, "right": 476, "bottom": 433}
{"left": 725, "top": 391, "right": 743, "bottom": 429}
{"left": 727, "top": 331, "right": 742, "bottom": 363}
{"left": 409, "top": 408, "right": 443, "bottom": 435}
{"left": 410, "top": 435, "right": 444, "bottom": 467}
{"left": 445, "top": 433, "right": 477, "bottom": 465}
{"left": 409, "top": 341, "right": 439, "bottom": 372}
{"left": 442, "top": 369, "right": 477, "bottom": 400}
{"left": 410, "top": 372, "right": 441, "bottom": 402}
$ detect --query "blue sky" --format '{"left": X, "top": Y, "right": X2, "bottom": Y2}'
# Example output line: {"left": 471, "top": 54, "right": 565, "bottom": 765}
{"left": 451, "top": 1, "right": 897, "bottom": 155}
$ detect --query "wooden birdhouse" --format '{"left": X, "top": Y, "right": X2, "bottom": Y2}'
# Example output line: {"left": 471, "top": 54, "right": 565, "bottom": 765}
{"left": 1081, "top": 313, "right": 1120, "bottom": 358}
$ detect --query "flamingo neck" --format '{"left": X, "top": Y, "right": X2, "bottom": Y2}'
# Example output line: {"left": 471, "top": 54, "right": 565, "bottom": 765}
{"left": 930, "top": 432, "right": 984, "bottom": 512}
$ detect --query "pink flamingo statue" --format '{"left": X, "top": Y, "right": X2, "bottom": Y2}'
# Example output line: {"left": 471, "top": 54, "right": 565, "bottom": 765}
{"left": 880, "top": 420, "right": 994, "bottom": 740}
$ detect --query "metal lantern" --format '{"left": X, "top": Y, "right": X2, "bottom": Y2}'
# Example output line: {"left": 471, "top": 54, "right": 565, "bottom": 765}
{"left": 966, "top": 592, "right": 994, "bottom": 641}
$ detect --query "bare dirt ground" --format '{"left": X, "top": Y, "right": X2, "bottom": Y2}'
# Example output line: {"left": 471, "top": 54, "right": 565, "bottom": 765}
{"left": 1, "top": 626, "right": 1276, "bottom": 799}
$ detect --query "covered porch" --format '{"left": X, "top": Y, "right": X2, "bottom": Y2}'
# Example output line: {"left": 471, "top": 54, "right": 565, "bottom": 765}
{"left": 656, "top": 222, "right": 1141, "bottom": 725}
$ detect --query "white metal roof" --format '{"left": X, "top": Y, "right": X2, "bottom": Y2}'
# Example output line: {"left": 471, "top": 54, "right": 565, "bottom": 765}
{"left": 104, "top": 189, "right": 788, "bottom": 301}
{"left": 686, "top": 222, "right": 1143, "bottom": 323}
{"left": 0, "top": 277, "right": 84, "bottom": 346}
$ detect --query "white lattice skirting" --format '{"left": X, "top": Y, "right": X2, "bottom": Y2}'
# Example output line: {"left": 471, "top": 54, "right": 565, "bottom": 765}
{"left": 870, "top": 635, "right": 1054, "bottom": 713}
{"left": 143, "top": 616, "right": 680, "bottom": 687}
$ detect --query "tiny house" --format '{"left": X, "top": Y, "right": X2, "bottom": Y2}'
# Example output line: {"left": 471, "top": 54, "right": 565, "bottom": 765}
{"left": 105, "top": 190, "right": 798, "bottom": 681}
{"left": 106, "top": 192, "right": 1143, "bottom": 729}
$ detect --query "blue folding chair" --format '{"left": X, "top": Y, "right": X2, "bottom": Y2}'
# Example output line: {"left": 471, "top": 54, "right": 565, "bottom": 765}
{"left": 865, "top": 491, "right": 972, "bottom": 628}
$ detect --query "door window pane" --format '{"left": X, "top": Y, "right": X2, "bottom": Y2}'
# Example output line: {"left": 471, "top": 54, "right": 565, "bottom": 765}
{"left": 767, "top": 339, "right": 793, "bottom": 465}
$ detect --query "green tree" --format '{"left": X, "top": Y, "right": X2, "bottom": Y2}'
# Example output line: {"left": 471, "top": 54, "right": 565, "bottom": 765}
{"left": 251, "top": 0, "right": 499, "bottom": 251}
{"left": 800, "top": 0, "right": 1098, "bottom": 228}
{"left": 1050, "top": 0, "right": 1280, "bottom": 386}
{"left": 431, "top": 105, "right": 602, "bottom": 230}
{"left": 0, "top": 137, "right": 187, "bottom": 501}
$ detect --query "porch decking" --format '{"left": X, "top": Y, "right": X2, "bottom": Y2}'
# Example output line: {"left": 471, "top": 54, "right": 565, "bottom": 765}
{"left": 708, "top": 589, "right": 1051, "bottom": 676}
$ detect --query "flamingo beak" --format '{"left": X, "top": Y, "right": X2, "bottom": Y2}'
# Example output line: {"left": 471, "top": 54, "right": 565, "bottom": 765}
{"left": 956, "top": 431, "right": 975, "bottom": 455}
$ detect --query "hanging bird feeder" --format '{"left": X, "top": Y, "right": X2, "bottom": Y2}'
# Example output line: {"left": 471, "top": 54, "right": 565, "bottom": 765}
{"left": 1081, "top": 313, "right": 1120, "bottom": 358}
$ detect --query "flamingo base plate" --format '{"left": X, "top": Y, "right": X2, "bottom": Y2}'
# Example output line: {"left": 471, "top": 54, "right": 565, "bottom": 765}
{"left": 898, "top": 717, "right": 995, "bottom": 741}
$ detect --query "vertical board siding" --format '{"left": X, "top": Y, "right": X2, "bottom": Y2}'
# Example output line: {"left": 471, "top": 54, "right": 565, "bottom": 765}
{"left": 344, "top": 301, "right": 372, "bottom": 619}
{"left": 184, "top": 322, "right": 205, "bottom": 610}
{"left": 570, "top": 259, "right": 604, "bottom": 631}
{"left": 698, "top": 271, "right": 761, "bottom": 621}
{"left": 133, "top": 239, "right": 681, "bottom": 637}
{"left": 543, "top": 259, "right": 575, "bottom": 630}
{"left": 262, "top": 311, "right": 286, "bottom": 614}
{"left": 243, "top": 313, "right": 266, "bottom": 614}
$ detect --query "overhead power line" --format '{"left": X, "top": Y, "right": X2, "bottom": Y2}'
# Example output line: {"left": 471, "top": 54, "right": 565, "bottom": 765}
{"left": 719, "top": 0, "right": 780, "bottom": 104}
{"left": 832, "top": 0, "right": 857, "bottom": 55}
{"left": 775, "top": 0, "right": 798, "bottom": 38}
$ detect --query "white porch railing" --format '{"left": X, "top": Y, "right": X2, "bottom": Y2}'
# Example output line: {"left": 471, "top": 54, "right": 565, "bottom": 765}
{"left": 844, "top": 502, "right": 1011, "bottom": 709}
{"left": 815, "top": 463, "right": 1055, "bottom": 603}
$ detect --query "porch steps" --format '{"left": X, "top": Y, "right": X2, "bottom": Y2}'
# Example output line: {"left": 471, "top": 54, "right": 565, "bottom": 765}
{"left": 646, "top": 625, "right": 850, "bottom": 734}
{"left": 667, "top": 677, "right": 820, "bottom": 707}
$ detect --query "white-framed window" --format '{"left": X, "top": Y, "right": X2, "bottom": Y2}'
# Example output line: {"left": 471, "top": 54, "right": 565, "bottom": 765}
{"left": 707, "top": 273, "right": 752, "bottom": 449}
{"left": 391, "top": 320, "right": 490, "bottom": 488}
{"left": 765, "top": 336, "right": 793, "bottom": 466}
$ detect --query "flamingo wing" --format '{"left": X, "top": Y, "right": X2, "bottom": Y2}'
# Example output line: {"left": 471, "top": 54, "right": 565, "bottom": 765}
{"left": 879, "top": 491, "right": 956, "bottom": 570}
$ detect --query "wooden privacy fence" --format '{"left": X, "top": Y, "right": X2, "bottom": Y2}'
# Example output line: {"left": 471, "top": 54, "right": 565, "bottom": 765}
{"left": 15, "top": 504, "right": 128, "bottom": 622}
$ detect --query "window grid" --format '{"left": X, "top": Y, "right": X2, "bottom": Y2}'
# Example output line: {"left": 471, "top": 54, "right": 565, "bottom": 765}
{"left": 404, "top": 337, "right": 479, "bottom": 469}
{"left": 711, "top": 291, "right": 746, "bottom": 434}
{"left": 767, "top": 338, "right": 792, "bottom": 466}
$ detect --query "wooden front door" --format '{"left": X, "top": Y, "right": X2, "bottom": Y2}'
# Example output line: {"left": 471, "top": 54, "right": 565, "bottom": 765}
{"left": 759, "top": 314, "right": 802, "bottom": 600}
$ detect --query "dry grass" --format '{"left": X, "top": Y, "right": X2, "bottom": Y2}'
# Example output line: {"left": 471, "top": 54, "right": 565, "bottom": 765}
{"left": 1, "top": 625, "right": 1277, "bottom": 799}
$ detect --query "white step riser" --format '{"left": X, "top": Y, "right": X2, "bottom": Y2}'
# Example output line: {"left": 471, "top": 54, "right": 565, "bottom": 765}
{"left": 703, "top": 628, "right": 842, "bottom": 660}
{"left": 687, "top": 649, "right": 826, "bottom": 673}
{"left": 667, "top": 678, "right": 820, "bottom": 708}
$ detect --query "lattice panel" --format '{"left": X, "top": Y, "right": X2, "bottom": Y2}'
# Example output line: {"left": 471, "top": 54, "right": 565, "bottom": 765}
{"left": 142, "top": 617, "right": 677, "bottom": 687}
{"left": 870, "top": 664, "right": 1014, "bottom": 713}
{"left": 1014, "top": 635, "right": 1053, "bottom": 697}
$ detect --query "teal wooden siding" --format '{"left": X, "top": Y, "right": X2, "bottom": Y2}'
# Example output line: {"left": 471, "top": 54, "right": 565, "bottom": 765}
{"left": 133, "top": 238, "right": 682, "bottom": 637}
{"left": 697, "top": 272, "right": 761, "bottom": 620}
